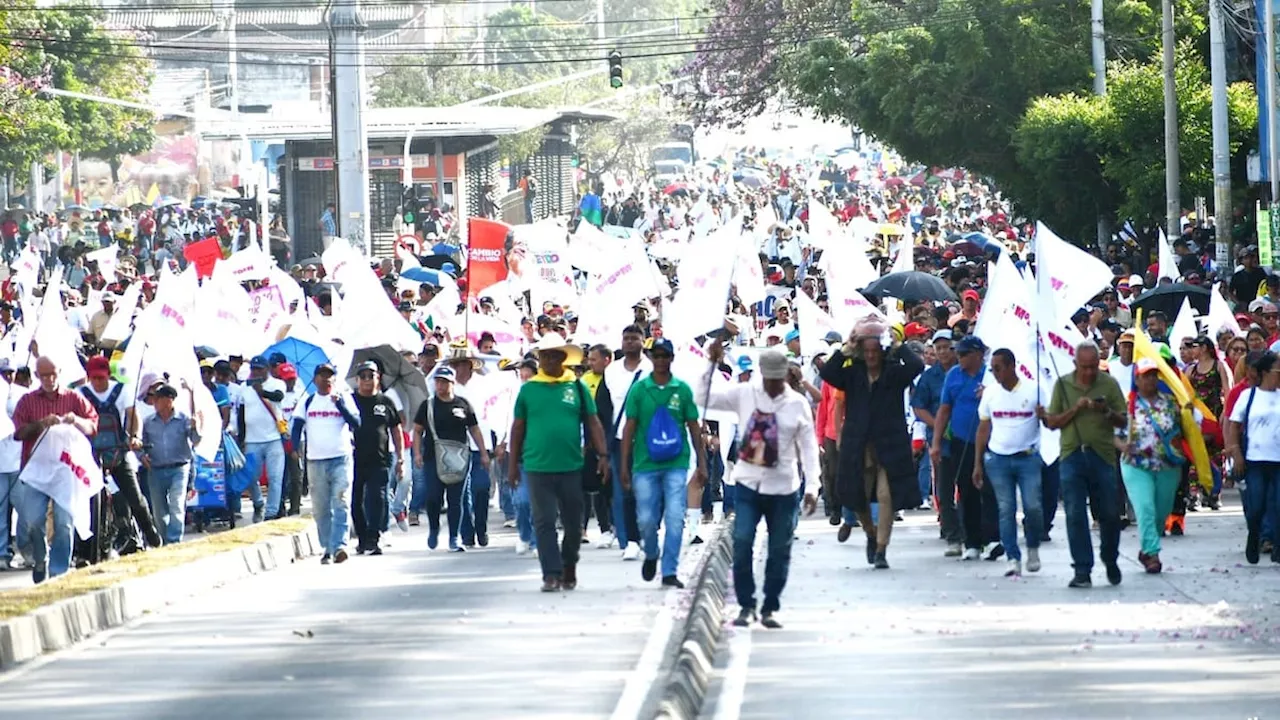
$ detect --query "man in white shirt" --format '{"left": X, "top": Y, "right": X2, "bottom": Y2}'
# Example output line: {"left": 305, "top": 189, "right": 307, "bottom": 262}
{"left": 239, "top": 355, "right": 288, "bottom": 523}
{"left": 603, "top": 325, "right": 651, "bottom": 560}
{"left": 702, "top": 344, "right": 818, "bottom": 630}
{"left": 973, "top": 348, "right": 1044, "bottom": 578}
{"left": 289, "top": 363, "right": 360, "bottom": 564}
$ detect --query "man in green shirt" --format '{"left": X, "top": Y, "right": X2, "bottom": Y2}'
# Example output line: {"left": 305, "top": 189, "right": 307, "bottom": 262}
{"left": 621, "top": 339, "right": 706, "bottom": 589}
{"left": 509, "top": 336, "right": 609, "bottom": 593}
{"left": 1040, "top": 340, "right": 1128, "bottom": 589}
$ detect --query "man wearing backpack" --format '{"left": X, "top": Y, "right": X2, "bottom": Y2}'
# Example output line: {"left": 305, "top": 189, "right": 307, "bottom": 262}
{"left": 289, "top": 363, "right": 361, "bottom": 564}
{"left": 81, "top": 356, "right": 163, "bottom": 555}
{"left": 620, "top": 339, "right": 707, "bottom": 589}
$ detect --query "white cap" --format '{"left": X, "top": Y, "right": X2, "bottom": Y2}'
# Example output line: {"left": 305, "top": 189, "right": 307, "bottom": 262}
{"left": 1128, "top": 274, "right": 1145, "bottom": 287}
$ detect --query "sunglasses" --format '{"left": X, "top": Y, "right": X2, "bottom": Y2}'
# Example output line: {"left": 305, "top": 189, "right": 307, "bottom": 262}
{"left": 357, "top": 372, "right": 376, "bottom": 380}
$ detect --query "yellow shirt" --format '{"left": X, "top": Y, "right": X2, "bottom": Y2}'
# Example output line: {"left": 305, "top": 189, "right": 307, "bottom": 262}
{"left": 581, "top": 370, "right": 604, "bottom": 398}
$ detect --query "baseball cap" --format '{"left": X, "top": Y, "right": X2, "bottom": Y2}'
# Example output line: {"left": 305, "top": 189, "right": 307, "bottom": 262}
{"left": 647, "top": 338, "right": 676, "bottom": 357}
{"left": 314, "top": 362, "right": 337, "bottom": 377}
{"left": 954, "top": 335, "right": 988, "bottom": 355}
{"left": 1128, "top": 274, "right": 1145, "bottom": 287}
{"left": 931, "top": 329, "right": 953, "bottom": 343}
{"left": 823, "top": 331, "right": 844, "bottom": 344}
{"left": 153, "top": 383, "right": 179, "bottom": 399}
{"left": 86, "top": 356, "right": 111, "bottom": 378}
{"left": 1135, "top": 357, "right": 1159, "bottom": 374}
{"left": 785, "top": 328, "right": 801, "bottom": 344}
{"left": 268, "top": 352, "right": 288, "bottom": 366}
{"left": 277, "top": 362, "right": 298, "bottom": 380}
{"left": 757, "top": 349, "right": 789, "bottom": 380}
{"left": 904, "top": 322, "right": 930, "bottom": 339}
{"left": 355, "top": 360, "right": 379, "bottom": 375}
{"left": 961, "top": 288, "right": 980, "bottom": 302}
{"left": 249, "top": 355, "right": 269, "bottom": 369}
{"left": 736, "top": 355, "right": 755, "bottom": 374}
{"left": 433, "top": 366, "right": 457, "bottom": 383}
{"left": 1118, "top": 329, "right": 1136, "bottom": 345}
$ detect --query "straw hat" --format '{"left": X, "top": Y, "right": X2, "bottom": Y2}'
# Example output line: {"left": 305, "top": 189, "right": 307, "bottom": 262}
{"left": 532, "top": 334, "right": 584, "bottom": 367}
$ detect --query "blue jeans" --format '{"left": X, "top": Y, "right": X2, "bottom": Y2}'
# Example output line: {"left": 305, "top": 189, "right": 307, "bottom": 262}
{"left": 308, "top": 456, "right": 352, "bottom": 556}
{"left": 460, "top": 451, "right": 491, "bottom": 544}
{"left": 1060, "top": 448, "right": 1120, "bottom": 575}
{"left": 633, "top": 468, "right": 688, "bottom": 578}
{"left": 0, "top": 470, "right": 27, "bottom": 560}
{"left": 245, "top": 440, "right": 285, "bottom": 519}
{"left": 353, "top": 463, "right": 391, "bottom": 546}
{"left": 20, "top": 485, "right": 74, "bottom": 578}
{"left": 514, "top": 470, "right": 536, "bottom": 548}
{"left": 147, "top": 464, "right": 190, "bottom": 544}
{"left": 1243, "top": 461, "right": 1280, "bottom": 544}
{"left": 842, "top": 503, "right": 880, "bottom": 526}
{"left": 410, "top": 462, "right": 427, "bottom": 515}
{"left": 422, "top": 457, "right": 464, "bottom": 543}
{"left": 917, "top": 450, "right": 932, "bottom": 504}
{"left": 524, "top": 196, "right": 534, "bottom": 223}
{"left": 390, "top": 452, "right": 410, "bottom": 517}
{"left": 609, "top": 438, "right": 640, "bottom": 548}
{"left": 733, "top": 484, "right": 799, "bottom": 614}
{"left": 1038, "top": 460, "right": 1060, "bottom": 537}
{"left": 495, "top": 462, "right": 514, "bottom": 521}
{"left": 983, "top": 451, "right": 1043, "bottom": 562}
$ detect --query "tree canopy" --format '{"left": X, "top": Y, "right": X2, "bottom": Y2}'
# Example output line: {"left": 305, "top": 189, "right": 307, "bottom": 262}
{"left": 0, "top": 2, "right": 155, "bottom": 178}
{"left": 689, "top": 0, "right": 1242, "bottom": 239}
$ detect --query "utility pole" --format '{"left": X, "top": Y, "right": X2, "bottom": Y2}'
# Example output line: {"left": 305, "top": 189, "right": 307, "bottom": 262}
{"left": 1091, "top": 0, "right": 1108, "bottom": 246}
{"left": 597, "top": 0, "right": 605, "bottom": 41}
{"left": 1161, "top": 0, "right": 1181, "bottom": 238}
{"left": 329, "top": 0, "right": 371, "bottom": 255}
{"left": 1208, "top": 0, "right": 1234, "bottom": 268}
{"left": 1267, "top": 0, "right": 1280, "bottom": 205}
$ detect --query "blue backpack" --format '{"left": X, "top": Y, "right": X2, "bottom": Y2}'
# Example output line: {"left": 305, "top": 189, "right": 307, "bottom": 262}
{"left": 645, "top": 389, "right": 683, "bottom": 463}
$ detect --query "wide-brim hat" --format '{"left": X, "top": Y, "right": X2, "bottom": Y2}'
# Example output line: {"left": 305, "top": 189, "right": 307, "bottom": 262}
{"left": 532, "top": 334, "right": 584, "bottom": 367}
{"left": 445, "top": 340, "right": 482, "bottom": 369}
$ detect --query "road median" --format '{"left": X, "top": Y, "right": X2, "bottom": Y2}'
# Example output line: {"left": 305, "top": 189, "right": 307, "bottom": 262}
{"left": 0, "top": 517, "right": 317, "bottom": 669}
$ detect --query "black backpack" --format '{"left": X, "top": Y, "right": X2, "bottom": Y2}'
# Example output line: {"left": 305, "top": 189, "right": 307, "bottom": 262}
{"left": 81, "top": 383, "right": 128, "bottom": 469}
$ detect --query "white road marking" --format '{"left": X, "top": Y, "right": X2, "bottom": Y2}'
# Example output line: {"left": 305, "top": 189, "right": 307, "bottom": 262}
{"left": 609, "top": 587, "right": 679, "bottom": 720}
{"left": 711, "top": 625, "right": 753, "bottom": 720}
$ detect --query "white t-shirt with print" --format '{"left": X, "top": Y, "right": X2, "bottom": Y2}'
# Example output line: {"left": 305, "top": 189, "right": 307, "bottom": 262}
{"left": 241, "top": 377, "right": 287, "bottom": 444}
{"left": 291, "top": 390, "right": 356, "bottom": 461}
{"left": 1229, "top": 387, "right": 1280, "bottom": 463}
{"left": 977, "top": 380, "right": 1041, "bottom": 456}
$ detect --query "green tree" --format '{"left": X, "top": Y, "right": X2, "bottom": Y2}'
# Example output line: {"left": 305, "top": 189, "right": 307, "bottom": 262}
{"left": 0, "top": 2, "right": 155, "bottom": 178}
{"left": 1015, "top": 43, "right": 1258, "bottom": 237}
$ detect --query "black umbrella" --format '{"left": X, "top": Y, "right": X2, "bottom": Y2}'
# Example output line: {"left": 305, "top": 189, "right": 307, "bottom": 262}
{"left": 347, "top": 344, "right": 429, "bottom": 416}
{"left": 862, "top": 271, "right": 958, "bottom": 303}
{"left": 1131, "top": 282, "right": 1211, "bottom": 319}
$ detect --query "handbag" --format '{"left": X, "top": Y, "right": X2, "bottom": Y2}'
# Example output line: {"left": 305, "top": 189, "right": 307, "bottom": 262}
{"left": 1229, "top": 389, "right": 1256, "bottom": 481}
{"left": 426, "top": 397, "right": 470, "bottom": 485}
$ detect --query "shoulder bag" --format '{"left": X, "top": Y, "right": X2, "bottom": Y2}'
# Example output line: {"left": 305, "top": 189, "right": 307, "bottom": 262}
{"left": 427, "top": 398, "right": 470, "bottom": 485}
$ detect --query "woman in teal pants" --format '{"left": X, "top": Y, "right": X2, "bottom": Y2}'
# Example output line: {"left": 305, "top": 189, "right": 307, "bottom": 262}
{"left": 1118, "top": 358, "right": 1187, "bottom": 574}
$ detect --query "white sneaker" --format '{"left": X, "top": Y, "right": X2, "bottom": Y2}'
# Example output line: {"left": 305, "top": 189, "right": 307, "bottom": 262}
{"left": 515, "top": 540, "right": 530, "bottom": 556}
{"left": 961, "top": 548, "right": 981, "bottom": 561}
{"left": 622, "top": 542, "right": 641, "bottom": 561}
{"left": 1004, "top": 559, "right": 1022, "bottom": 577}
{"left": 1026, "top": 548, "right": 1041, "bottom": 573}
{"left": 503, "top": 519, "right": 516, "bottom": 529}
{"left": 597, "top": 530, "right": 616, "bottom": 549}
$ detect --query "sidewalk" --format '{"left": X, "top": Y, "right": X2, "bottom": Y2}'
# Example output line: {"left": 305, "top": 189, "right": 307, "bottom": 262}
{"left": 0, "top": 520, "right": 715, "bottom": 720}
{"left": 701, "top": 496, "right": 1280, "bottom": 720}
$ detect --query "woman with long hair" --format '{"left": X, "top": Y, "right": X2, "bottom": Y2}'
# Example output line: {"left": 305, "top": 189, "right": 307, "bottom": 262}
{"left": 1118, "top": 358, "right": 1187, "bottom": 573}
{"left": 1225, "top": 351, "right": 1280, "bottom": 565}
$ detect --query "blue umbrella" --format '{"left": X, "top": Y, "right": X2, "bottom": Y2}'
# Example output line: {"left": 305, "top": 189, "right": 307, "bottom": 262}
{"left": 263, "top": 337, "right": 330, "bottom": 393}
{"left": 401, "top": 266, "right": 454, "bottom": 286}
{"left": 430, "top": 242, "right": 457, "bottom": 256}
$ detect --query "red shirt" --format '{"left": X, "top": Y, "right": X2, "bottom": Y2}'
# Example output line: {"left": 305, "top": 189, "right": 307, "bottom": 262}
{"left": 1224, "top": 379, "right": 1251, "bottom": 420}
{"left": 12, "top": 388, "right": 98, "bottom": 466}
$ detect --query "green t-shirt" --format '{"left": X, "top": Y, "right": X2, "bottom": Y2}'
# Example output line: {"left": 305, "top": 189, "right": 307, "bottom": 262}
{"left": 1049, "top": 370, "right": 1127, "bottom": 464}
{"left": 624, "top": 376, "right": 699, "bottom": 473}
{"left": 514, "top": 378, "right": 597, "bottom": 474}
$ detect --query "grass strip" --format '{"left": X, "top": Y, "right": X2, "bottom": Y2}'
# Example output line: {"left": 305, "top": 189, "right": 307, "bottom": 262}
{"left": 0, "top": 517, "right": 312, "bottom": 620}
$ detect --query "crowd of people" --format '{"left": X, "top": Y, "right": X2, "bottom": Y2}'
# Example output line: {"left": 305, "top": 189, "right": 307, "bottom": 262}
{"left": 0, "top": 140, "right": 1277, "bottom": 632}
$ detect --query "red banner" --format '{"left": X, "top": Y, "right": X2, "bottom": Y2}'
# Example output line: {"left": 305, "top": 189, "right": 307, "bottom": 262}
{"left": 183, "top": 237, "right": 224, "bottom": 279}
{"left": 466, "top": 217, "right": 511, "bottom": 298}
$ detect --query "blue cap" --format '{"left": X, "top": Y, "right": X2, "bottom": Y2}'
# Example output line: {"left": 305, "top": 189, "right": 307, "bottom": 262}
{"left": 249, "top": 355, "right": 269, "bottom": 368}
{"left": 268, "top": 352, "right": 287, "bottom": 365}
{"left": 648, "top": 338, "right": 675, "bottom": 356}
{"left": 441, "top": 263, "right": 457, "bottom": 276}
{"left": 736, "top": 355, "right": 754, "bottom": 373}
{"left": 954, "top": 335, "right": 988, "bottom": 355}
{"left": 823, "top": 331, "right": 843, "bottom": 344}
{"left": 785, "top": 328, "right": 800, "bottom": 344}
{"left": 433, "top": 366, "right": 457, "bottom": 383}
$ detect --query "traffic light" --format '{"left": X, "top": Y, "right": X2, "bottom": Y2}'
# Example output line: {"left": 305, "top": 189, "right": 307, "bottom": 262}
{"left": 401, "top": 184, "right": 417, "bottom": 226}
{"left": 608, "top": 50, "right": 622, "bottom": 89}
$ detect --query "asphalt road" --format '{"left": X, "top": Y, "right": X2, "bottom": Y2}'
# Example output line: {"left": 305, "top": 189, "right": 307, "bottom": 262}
{"left": 702, "top": 497, "right": 1280, "bottom": 720}
{"left": 0, "top": 523, "right": 707, "bottom": 720}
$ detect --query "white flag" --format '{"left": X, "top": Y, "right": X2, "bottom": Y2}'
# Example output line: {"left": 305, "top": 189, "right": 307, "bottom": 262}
{"left": 1034, "top": 222, "right": 1113, "bottom": 329}
{"left": 20, "top": 425, "right": 104, "bottom": 540}
{"left": 1157, "top": 229, "right": 1180, "bottom": 282}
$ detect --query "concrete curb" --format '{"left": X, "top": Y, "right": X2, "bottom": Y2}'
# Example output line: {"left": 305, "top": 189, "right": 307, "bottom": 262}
{"left": 654, "top": 521, "right": 733, "bottom": 720}
{"left": 0, "top": 527, "right": 320, "bottom": 670}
